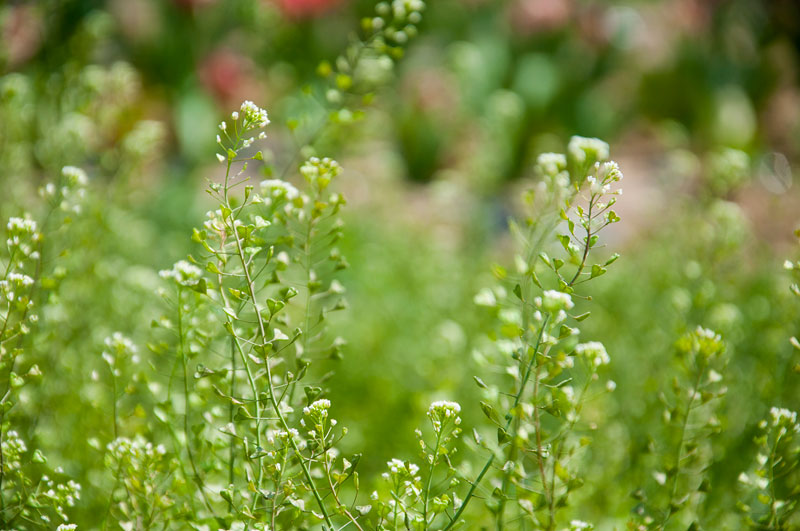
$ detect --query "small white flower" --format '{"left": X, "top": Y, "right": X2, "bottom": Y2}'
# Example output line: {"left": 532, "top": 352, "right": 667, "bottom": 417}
{"left": 61, "top": 166, "right": 88, "bottom": 187}
{"left": 574, "top": 341, "right": 610, "bottom": 368}
{"left": 539, "top": 290, "right": 574, "bottom": 313}
{"left": 159, "top": 260, "right": 203, "bottom": 287}
{"left": 568, "top": 136, "right": 609, "bottom": 164}
{"left": 770, "top": 407, "right": 798, "bottom": 427}
{"left": 240, "top": 100, "right": 270, "bottom": 128}
{"left": 260, "top": 179, "right": 299, "bottom": 200}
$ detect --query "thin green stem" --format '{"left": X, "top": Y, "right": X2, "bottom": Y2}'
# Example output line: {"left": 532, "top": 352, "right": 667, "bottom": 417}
{"left": 223, "top": 167, "right": 334, "bottom": 528}
{"left": 423, "top": 428, "right": 443, "bottom": 528}
{"left": 444, "top": 317, "right": 550, "bottom": 530}
{"left": 767, "top": 430, "right": 783, "bottom": 527}
{"left": 661, "top": 363, "right": 705, "bottom": 528}
{"left": 177, "top": 286, "right": 216, "bottom": 515}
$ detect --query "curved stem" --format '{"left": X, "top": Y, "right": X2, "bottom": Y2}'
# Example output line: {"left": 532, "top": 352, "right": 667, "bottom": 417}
{"left": 444, "top": 317, "right": 550, "bottom": 530}
{"left": 224, "top": 182, "right": 334, "bottom": 528}
{"left": 423, "top": 429, "right": 443, "bottom": 528}
{"left": 661, "top": 363, "right": 704, "bottom": 528}
{"left": 177, "top": 287, "right": 216, "bottom": 515}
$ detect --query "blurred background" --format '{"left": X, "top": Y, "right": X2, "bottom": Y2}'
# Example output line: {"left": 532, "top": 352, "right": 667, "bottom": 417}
{"left": 2, "top": 0, "right": 800, "bottom": 526}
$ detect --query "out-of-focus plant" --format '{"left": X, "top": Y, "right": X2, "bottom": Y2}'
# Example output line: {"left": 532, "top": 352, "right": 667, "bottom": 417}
{"left": 429, "top": 137, "right": 624, "bottom": 530}
{"left": 0, "top": 166, "right": 89, "bottom": 529}
{"left": 629, "top": 326, "right": 727, "bottom": 529}
{"left": 736, "top": 231, "right": 800, "bottom": 530}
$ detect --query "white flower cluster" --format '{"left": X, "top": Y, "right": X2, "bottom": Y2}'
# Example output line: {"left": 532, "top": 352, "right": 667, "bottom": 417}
{"left": 6, "top": 215, "right": 41, "bottom": 258}
{"left": 737, "top": 471, "right": 769, "bottom": 491}
{"left": 0, "top": 272, "right": 34, "bottom": 302}
{"left": 769, "top": 407, "right": 798, "bottom": 429}
{"left": 204, "top": 209, "right": 227, "bottom": 234}
{"left": 39, "top": 166, "right": 90, "bottom": 214}
{"left": 535, "top": 152, "right": 571, "bottom": 195}
{"left": 427, "top": 400, "right": 462, "bottom": 435}
{"left": 7, "top": 216, "right": 38, "bottom": 235}
{"left": 536, "top": 290, "right": 575, "bottom": 314}
{"left": 239, "top": 100, "right": 270, "bottom": 129}
{"left": 586, "top": 161, "right": 624, "bottom": 196}
{"left": 567, "top": 521, "right": 594, "bottom": 531}
{"left": 303, "top": 398, "right": 331, "bottom": 418}
{"left": 159, "top": 260, "right": 203, "bottom": 288}
{"left": 693, "top": 326, "right": 724, "bottom": 358}
{"left": 57, "top": 524, "right": 78, "bottom": 531}
{"left": 382, "top": 458, "right": 422, "bottom": 498}
{"left": 106, "top": 436, "right": 167, "bottom": 463}
{"left": 43, "top": 477, "right": 82, "bottom": 508}
{"left": 102, "top": 332, "right": 138, "bottom": 370}
{"left": 1, "top": 430, "right": 27, "bottom": 471}
{"left": 300, "top": 157, "right": 341, "bottom": 191}
{"left": 568, "top": 136, "right": 609, "bottom": 165}
{"left": 61, "top": 166, "right": 88, "bottom": 188}
{"left": 36, "top": 472, "right": 82, "bottom": 523}
{"left": 537, "top": 153, "right": 567, "bottom": 177}
{"left": 574, "top": 341, "right": 610, "bottom": 368}
{"left": 260, "top": 179, "right": 300, "bottom": 201}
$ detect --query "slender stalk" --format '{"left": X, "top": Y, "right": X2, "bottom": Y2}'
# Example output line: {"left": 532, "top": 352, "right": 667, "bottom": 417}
{"left": 444, "top": 317, "right": 550, "bottom": 530}
{"left": 423, "top": 428, "right": 443, "bottom": 528}
{"left": 228, "top": 335, "right": 236, "bottom": 499}
{"left": 323, "top": 444, "right": 364, "bottom": 531}
{"left": 661, "top": 364, "right": 704, "bottom": 528}
{"left": 767, "top": 430, "right": 783, "bottom": 527}
{"left": 223, "top": 165, "right": 334, "bottom": 528}
{"left": 176, "top": 286, "right": 215, "bottom": 515}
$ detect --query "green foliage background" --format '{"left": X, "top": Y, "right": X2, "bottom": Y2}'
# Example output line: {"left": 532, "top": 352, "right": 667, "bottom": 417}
{"left": 1, "top": 0, "right": 800, "bottom": 528}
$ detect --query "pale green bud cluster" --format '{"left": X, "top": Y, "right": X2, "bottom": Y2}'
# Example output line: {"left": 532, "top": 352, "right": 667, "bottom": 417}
{"left": 101, "top": 332, "right": 138, "bottom": 373}
{"left": 574, "top": 341, "right": 610, "bottom": 368}
{"left": 300, "top": 156, "right": 342, "bottom": 192}
{"left": 568, "top": 135, "right": 610, "bottom": 166}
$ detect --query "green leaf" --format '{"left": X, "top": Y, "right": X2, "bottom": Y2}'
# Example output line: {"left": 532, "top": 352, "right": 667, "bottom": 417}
{"left": 497, "top": 427, "right": 511, "bottom": 444}
{"left": 305, "top": 386, "right": 322, "bottom": 402}
{"left": 480, "top": 401, "right": 500, "bottom": 424}
{"left": 590, "top": 264, "right": 606, "bottom": 278}
{"left": 574, "top": 312, "right": 591, "bottom": 322}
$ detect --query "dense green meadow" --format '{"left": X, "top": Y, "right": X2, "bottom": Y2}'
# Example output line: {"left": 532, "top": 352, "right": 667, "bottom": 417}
{"left": 1, "top": 0, "right": 800, "bottom": 529}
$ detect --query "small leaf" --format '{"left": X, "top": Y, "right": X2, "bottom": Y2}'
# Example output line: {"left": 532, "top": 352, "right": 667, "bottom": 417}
{"left": 497, "top": 427, "right": 511, "bottom": 444}
{"left": 590, "top": 264, "right": 606, "bottom": 278}
{"left": 480, "top": 401, "right": 500, "bottom": 424}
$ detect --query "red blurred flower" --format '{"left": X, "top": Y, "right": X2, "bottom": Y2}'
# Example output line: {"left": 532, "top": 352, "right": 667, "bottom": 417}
{"left": 275, "top": 0, "right": 343, "bottom": 19}
{"left": 198, "top": 49, "right": 263, "bottom": 108}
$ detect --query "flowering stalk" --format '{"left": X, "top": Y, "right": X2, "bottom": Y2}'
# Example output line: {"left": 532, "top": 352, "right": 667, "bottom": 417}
{"left": 163, "top": 100, "right": 355, "bottom": 528}
{"left": 0, "top": 166, "right": 87, "bottom": 528}
{"left": 450, "top": 137, "right": 622, "bottom": 530}
{"left": 630, "top": 327, "right": 726, "bottom": 529}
